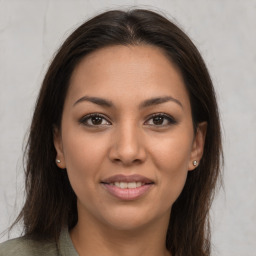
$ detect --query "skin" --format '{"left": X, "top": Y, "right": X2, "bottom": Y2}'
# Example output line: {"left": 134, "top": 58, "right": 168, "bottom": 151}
{"left": 54, "top": 45, "right": 207, "bottom": 256}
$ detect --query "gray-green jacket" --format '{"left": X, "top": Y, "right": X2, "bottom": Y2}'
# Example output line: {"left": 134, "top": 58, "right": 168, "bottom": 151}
{"left": 0, "top": 228, "right": 78, "bottom": 256}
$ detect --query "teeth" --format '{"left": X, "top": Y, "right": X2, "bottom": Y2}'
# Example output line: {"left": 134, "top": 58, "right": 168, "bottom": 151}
{"left": 120, "top": 182, "right": 127, "bottom": 189}
{"left": 136, "top": 182, "right": 142, "bottom": 187}
{"left": 113, "top": 182, "right": 144, "bottom": 189}
{"left": 128, "top": 182, "right": 136, "bottom": 188}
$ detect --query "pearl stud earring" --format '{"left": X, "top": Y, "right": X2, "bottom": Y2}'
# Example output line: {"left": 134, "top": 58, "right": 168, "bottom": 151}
{"left": 56, "top": 159, "right": 61, "bottom": 163}
{"left": 193, "top": 160, "right": 198, "bottom": 166}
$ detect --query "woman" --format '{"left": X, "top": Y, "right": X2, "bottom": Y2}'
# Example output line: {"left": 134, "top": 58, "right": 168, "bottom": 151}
{"left": 0, "top": 9, "right": 222, "bottom": 256}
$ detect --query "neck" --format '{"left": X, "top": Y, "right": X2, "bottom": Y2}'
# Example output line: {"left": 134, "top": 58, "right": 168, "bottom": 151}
{"left": 70, "top": 212, "right": 171, "bottom": 256}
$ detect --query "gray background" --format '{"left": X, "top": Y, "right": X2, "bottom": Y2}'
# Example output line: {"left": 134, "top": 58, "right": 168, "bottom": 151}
{"left": 0, "top": 0, "right": 255, "bottom": 255}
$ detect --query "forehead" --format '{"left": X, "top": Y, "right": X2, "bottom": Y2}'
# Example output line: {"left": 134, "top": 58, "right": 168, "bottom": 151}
{"left": 67, "top": 45, "right": 190, "bottom": 110}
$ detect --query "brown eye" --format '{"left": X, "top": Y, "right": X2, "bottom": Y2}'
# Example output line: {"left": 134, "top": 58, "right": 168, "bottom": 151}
{"left": 91, "top": 116, "right": 103, "bottom": 125}
{"left": 145, "top": 114, "right": 177, "bottom": 126}
{"left": 152, "top": 116, "right": 165, "bottom": 125}
{"left": 80, "top": 114, "right": 111, "bottom": 126}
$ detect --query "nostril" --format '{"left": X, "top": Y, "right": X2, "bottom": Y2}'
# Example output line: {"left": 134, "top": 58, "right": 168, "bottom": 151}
{"left": 112, "top": 158, "right": 142, "bottom": 166}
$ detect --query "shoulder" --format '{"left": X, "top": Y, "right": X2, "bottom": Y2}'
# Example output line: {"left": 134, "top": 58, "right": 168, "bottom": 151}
{"left": 0, "top": 236, "right": 58, "bottom": 256}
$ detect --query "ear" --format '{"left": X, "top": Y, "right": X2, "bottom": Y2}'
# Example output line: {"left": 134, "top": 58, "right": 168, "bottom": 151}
{"left": 188, "top": 122, "right": 207, "bottom": 171}
{"left": 53, "top": 126, "right": 66, "bottom": 169}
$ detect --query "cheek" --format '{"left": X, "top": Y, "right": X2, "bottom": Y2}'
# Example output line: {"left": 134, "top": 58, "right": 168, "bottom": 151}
{"left": 61, "top": 130, "right": 108, "bottom": 190}
{"left": 150, "top": 130, "right": 192, "bottom": 171}
{"left": 149, "top": 130, "right": 193, "bottom": 201}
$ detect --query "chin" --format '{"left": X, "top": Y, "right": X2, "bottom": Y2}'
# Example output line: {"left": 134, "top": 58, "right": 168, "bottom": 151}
{"left": 98, "top": 205, "right": 171, "bottom": 232}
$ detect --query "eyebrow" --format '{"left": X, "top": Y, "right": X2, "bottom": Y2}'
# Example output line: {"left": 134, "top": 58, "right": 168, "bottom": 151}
{"left": 73, "top": 96, "right": 113, "bottom": 107}
{"left": 73, "top": 95, "right": 183, "bottom": 109}
{"left": 139, "top": 96, "right": 183, "bottom": 109}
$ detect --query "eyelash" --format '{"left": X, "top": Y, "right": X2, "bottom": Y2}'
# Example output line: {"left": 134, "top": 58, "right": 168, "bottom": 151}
{"left": 79, "top": 113, "right": 177, "bottom": 127}
{"left": 145, "top": 113, "right": 177, "bottom": 126}
{"left": 79, "top": 113, "right": 111, "bottom": 127}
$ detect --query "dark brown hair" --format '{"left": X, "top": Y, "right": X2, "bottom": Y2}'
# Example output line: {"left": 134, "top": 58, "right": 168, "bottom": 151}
{"left": 12, "top": 9, "right": 222, "bottom": 256}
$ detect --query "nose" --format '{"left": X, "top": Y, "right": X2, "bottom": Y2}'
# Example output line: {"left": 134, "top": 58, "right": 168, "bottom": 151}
{"left": 108, "top": 122, "right": 147, "bottom": 166}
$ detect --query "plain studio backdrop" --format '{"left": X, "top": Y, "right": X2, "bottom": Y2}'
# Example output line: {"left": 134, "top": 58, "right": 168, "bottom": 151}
{"left": 0, "top": 0, "right": 255, "bottom": 255}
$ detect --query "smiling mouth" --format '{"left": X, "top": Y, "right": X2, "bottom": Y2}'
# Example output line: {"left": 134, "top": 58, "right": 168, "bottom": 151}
{"left": 106, "top": 181, "right": 146, "bottom": 189}
{"left": 101, "top": 174, "right": 154, "bottom": 200}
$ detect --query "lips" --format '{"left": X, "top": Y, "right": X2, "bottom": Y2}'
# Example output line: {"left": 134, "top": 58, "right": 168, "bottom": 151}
{"left": 101, "top": 174, "right": 154, "bottom": 201}
{"left": 101, "top": 174, "right": 153, "bottom": 184}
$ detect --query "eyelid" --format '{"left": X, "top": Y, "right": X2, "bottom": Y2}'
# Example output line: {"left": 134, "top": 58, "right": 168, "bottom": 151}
{"left": 79, "top": 112, "right": 177, "bottom": 127}
{"left": 79, "top": 113, "right": 112, "bottom": 126}
{"left": 144, "top": 113, "right": 177, "bottom": 126}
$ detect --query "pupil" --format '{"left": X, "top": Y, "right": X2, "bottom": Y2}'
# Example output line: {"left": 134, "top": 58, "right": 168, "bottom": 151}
{"left": 153, "top": 116, "right": 164, "bottom": 125}
{"left": 92, "top": 116, "right": 102, "bottom": 125}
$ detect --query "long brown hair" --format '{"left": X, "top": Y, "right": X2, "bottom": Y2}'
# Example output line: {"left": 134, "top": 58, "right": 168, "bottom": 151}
{"left": 11, "top": 9, "right": 222, "bottom": 256}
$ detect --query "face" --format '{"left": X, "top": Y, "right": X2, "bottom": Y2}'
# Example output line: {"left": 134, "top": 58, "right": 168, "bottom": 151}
{"left": 54, "top": 45, "right": 206, "bottom": 231}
